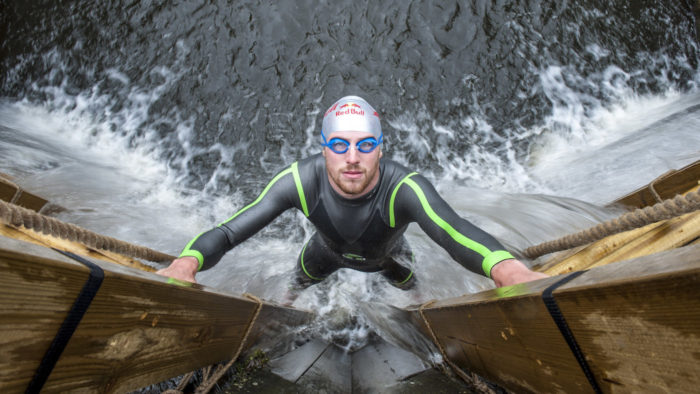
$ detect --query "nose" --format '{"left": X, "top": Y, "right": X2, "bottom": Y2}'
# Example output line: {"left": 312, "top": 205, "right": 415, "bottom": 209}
{"left": 345, "top": 145, "right": 360, "bottom": 163}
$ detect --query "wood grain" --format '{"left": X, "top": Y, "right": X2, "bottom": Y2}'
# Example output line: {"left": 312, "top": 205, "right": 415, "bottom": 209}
{"left": 613, "top": 160, "right": 700, "bottom": 208}
{"left": 417, "top": 245, "right": 700, "bottom": 393}
{"left": 0, "top": 235, "right": 261, "bottom": 393}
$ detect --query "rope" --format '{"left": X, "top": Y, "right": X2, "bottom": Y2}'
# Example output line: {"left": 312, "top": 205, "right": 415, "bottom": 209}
{"left": 523, "top": 188, "right": 700, "bottom": 260}
{"left": 418, "top": 300, "right": 496, "bottom": 394}
{"left": 0, "top": 199, "right": 175, "bottom": 263}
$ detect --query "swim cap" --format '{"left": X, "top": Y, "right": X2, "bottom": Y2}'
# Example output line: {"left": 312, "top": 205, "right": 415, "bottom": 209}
{"left": 321, "top": 96, "right": 382, "bottom": 142}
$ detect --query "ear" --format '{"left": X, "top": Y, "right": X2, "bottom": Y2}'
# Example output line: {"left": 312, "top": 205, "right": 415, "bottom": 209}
{"left": 322, "top": 147, "right": 326, "bottom": 158}
{"left": 379, "top": 148, "right": 383, "bottom": 159}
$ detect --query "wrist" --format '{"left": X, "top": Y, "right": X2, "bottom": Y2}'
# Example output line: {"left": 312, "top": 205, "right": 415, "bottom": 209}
{"left": 173, "top": 256, "right": 199, "bottom": 274}
{"left": 491, "top": 259, "right": 524, "bottom": 286}
{"left": 490, "top": 259, "right": 548, "bottom": 287}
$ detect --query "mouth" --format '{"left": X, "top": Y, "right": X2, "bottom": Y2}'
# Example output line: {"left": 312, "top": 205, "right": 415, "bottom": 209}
{"left": 342, "top": 170, "right": 364, "bottom": 180}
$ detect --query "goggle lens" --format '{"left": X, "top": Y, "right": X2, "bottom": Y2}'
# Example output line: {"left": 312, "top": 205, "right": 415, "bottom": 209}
{"left": 324, "top": 137, "right": 380, "bottom": 154}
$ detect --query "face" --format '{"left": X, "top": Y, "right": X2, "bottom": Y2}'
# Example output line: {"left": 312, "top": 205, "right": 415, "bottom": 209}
{"left": 323, "top": 131, "right": 382, "bottom": 198}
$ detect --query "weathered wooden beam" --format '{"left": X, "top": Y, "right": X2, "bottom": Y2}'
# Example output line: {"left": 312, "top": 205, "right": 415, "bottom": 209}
{"left": 0, "top": 235, "right": 262, "bottom": 393}
{"left": 538, "top": 211, "right": 700, "bottom": 275}
{"left": 414, "top": 279, "right": 592, "bottom": 393}
{"left": 0, "top": 175, "right": 17, "bottom": 202}
{"left": 0, "top": 175, "right": 47, "bottom": 212}
{"left": 613, "top": 160, "right": 700, "bottom": 208}
{"left": 553, "top": 245, "right": 700, "bottom": 393}
{"left": 414, "top": 244, "right": 700, "bottom": 393}
{"left": 533, "top": 221, "right": 664, "bottom": 274}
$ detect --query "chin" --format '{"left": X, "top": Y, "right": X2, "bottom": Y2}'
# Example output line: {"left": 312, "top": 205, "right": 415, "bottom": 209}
{"left": 340, "top": 184, "right": 365, "bottom": 195}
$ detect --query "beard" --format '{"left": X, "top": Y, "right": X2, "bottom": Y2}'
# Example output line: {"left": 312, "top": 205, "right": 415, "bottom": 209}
{"left": 328, "top": 163, "right": 379, "bottom": 196}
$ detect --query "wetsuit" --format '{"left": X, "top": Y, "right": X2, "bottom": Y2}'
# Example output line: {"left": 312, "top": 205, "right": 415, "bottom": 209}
{"left": 179, "top": 154, "right": 514, "bottom": 289}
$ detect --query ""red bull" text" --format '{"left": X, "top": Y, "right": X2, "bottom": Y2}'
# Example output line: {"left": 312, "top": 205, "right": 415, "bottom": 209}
{"left": 336, "top": 103, "right": 364, "bottom": 117}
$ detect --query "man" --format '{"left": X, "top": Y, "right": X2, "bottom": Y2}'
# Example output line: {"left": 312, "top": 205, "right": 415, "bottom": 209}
{"left": 157, "top": 96, "right": 547, "bottom": 290}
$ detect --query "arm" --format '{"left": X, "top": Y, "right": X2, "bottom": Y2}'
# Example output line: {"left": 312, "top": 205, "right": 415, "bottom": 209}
{"left": 157, "top": 163, "right": 305, "bottom": 282}
{"left": 391, "top": 173, "right": 547, "bottom": 287}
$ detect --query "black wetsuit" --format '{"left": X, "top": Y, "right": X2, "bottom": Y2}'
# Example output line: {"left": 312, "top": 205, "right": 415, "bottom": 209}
{"left": 179, "top": 154, "right": 514, "bottom": 288}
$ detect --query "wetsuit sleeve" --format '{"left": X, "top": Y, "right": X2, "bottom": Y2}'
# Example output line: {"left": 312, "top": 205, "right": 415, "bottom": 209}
{"left": 389, "top": 172, "right": 514, "bottom": 278}
{"left": 179, "top": 162, "right": 310, "bottom": 271}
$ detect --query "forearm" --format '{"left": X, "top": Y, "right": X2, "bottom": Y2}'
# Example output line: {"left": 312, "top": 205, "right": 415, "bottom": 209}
{"left": 392, "top": 174, "right": 541, "bottom": 283}
{"left": 180, "top": 166, "right": 300, "bottom": 270}
{"left": 179, "top": 226, "right": 233, "bottom": 271}
{"left": 396, "top": 174, "right": 515, "bottom": 276}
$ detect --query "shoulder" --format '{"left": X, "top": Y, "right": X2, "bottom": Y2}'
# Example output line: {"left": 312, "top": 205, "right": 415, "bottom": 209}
{"left": 380, "top": 158, "right": 414, "bottom": 183}
{"left": 295, "top": 153, "right": 325, "bottom": 179}
{"left": 380, "top": 158, "right": 434, "bottom": 191}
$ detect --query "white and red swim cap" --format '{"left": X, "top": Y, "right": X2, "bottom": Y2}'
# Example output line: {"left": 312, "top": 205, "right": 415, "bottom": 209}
{"left": 321, "top": 96, "right": 382, "bottom": 141}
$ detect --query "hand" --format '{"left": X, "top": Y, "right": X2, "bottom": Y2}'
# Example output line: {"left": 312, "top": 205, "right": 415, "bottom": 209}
{"left": 490, "top": 259, "right": 548, "bottom": 288}
{"left": 156, "top": 256, "right": 199, "bottom": 283}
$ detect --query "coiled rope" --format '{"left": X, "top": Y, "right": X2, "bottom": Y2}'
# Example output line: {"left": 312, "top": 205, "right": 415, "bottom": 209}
{"left": 523, "top": 188, "right": 700, "bottom": 260}
{"left": 0, "top": 199, "right": 175, "bottom": 263}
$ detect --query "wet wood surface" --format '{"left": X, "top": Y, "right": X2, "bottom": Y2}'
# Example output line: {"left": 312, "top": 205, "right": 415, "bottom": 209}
{"left": 0, "top": 234, "right": 261, "bottom": 393}
{"left": 415, "top": 276, "right": 592, "bottom": 393}
{"left": 418, "top": 244, "right": 700, "bottom": 393}
{"left": 555, "top": 244, "right": 700, "bottom": 393}
{"left": 613, "top": 160, "right": 700, "bottom": 208}
{"left": 0, "top": 175, "right": 48, "bottom": 212}
{"left": 538, "top": 211, "right": 700, "bottom": 275}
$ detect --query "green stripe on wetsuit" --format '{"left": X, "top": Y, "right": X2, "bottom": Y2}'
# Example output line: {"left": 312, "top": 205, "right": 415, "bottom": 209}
{"left": 389, "top": 172, "right": 513, "bottom": 278}
{"left": 220, "top": 161, "right": 309, "bottom": 224}
{"left": 178, "top": 231, "right": 206, "bottom": 271}
{"left": 300, "top": 240, "right": 323, "bottom": 280}
{"left": 179, "top": 162, "right": 309, "bottom": 271}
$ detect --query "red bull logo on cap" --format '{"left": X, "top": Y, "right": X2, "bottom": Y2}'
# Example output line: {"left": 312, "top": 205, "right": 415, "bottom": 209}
{"left": 336, "top": 103, "right": 364, "bottom": 117}
{"left": 321, "top": 95, "right": 382, "bottom": 139}
{"left": 324, "top": 103, "right": 338, "bottom": 117}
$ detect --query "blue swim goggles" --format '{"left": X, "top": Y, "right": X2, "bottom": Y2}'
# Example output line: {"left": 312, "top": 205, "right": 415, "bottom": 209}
{"left": 321, "top": 132, "right": 383, "bottom": 154}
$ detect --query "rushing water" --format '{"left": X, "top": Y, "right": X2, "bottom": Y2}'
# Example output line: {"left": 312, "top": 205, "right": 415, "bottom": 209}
{"left": 2, "top": 0, "right": 700, "bottom": 373}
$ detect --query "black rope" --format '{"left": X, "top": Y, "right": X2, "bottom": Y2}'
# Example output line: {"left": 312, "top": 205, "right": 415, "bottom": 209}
{"left": 542, "top": 270, "right": 602, "bottom": 394}
{"left": 25, "top": 250, "right": 104, "bottom": 394}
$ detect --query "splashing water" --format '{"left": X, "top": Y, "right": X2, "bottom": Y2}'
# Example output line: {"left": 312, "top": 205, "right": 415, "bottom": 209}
{"left": 2, "top": 0, "right": 700, "bottom": 363}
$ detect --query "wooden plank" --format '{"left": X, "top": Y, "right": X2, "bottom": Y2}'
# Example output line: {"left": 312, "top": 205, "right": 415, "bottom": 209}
{"left": 415, "top": 278, "right": 592, "bottom": 393}
{"left": 298, "top": 344, "right": 351, "bottom": 392}
{"left": 555, "top": 244, "right": 700, "bottom": 393}
{"left": 13, "top": 191, "right": 48, "bottom": 212}
{"left": 0, "top": 176, "right": 19, "bottom": 202}
{"left": 536, "top": 221, "right": 664, "bottom": 275}
{"left": 613, "top": 160, "right": 700, "bottom": 208}
{"left": 268, "top": 339, "right": 330, "bottom": 382}
{"left": 586, "top": 211, "right": 700, "bottom": 269}
{"left": 415, "top": 244, "right": 700, "bottom": 393}
{"left": 0, "top": 175, "right": 47, "bottom": 212}
{"left": 351, "top": 340, "right": 427, "bottom": 392}
{"left": 0, "top": 237, "right": 89, "bottom": 394}
{"left": 540, "top": 211, "right": 700, "bottom": 275}
{"left": 0, "top": 235, "right": 262, "bottom": 393}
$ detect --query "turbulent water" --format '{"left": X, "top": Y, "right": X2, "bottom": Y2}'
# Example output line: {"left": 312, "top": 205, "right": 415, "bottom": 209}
{"left": 2, "top": 0, "right": 700, "bottom": 365}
